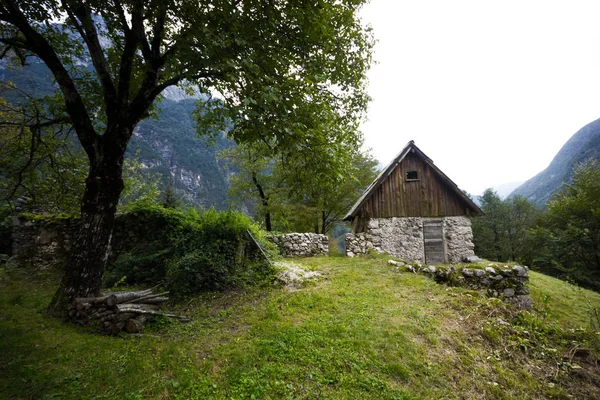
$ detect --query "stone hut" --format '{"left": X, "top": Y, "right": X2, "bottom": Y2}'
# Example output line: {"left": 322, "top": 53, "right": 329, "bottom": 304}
{"left": 344, "top": 140, "right": 483, "bottom": 264}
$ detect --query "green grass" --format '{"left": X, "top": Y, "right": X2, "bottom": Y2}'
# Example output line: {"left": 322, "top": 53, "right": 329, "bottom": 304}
{"left": 1, "top": 256, "right": 599, "bottom": 399}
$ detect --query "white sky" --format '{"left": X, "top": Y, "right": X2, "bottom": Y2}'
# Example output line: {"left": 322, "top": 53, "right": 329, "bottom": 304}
{"left": 359, "top": 0, "right": 600, "bottom": 195}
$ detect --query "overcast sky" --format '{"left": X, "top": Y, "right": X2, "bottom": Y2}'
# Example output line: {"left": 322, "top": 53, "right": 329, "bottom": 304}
{"left": 359, "top": 0, "right": 600, "bottom": 195}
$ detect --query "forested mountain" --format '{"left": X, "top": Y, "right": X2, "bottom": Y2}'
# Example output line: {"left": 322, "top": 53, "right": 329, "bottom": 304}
{"left": 509, "top": 117, "right": 600, "bottom": 205}
{"left": 128, "top": 98, "right": 231, "bottom": 208}
{"left": 0, "top": 60, "right": 232, "bottom": 209}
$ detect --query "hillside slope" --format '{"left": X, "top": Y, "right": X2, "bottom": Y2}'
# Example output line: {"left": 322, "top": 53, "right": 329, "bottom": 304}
{"left": 128, "top": 98, "right": 232, "bottom": 208}
{"left": 0, "top": 61, "right": 232, "bottom": 209}
{"left": 1, "top": 257, "right": 598, "bottom": 399}
{"left": 510, "top": 117, "right": 600, "bottom": 205}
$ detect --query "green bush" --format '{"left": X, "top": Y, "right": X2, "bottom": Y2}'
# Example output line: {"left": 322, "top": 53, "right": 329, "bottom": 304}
{"left": 103, "top": 204, "right": 277, "bottom": 299}
{"left": 104, "top": 249, "right": 174, "bottom": 288}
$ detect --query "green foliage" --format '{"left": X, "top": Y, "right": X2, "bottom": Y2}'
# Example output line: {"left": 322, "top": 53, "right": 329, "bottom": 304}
{"left": 0, "top": 206, "right": 12, "bottom": 256}
{"left": 161, "top": 182, "right": 182, "bottom": 209}
{"left": 1, "top": 0, "right": 373, "bottom": 308}
{"left": 222, "top": 141, "right": 379, "bottom": 234}
{"left": 0, "top": 95, "right": 86, "bottom": 216}
{"left": 118, "top": 152, "right": 162, "bottom": 212}
{"left": 166, "top": 208, "right": 278, "bottom": 298}
{"left": 105, "top": 249, "right": 173, "bottom": 288}
{"left": 472, "top": 189, "right": 540, "bottom": 263}
{"left": 103, "top": 204, "right": 277, "bottom": 299}
{"left": 531, "top": 160, "right": 600, "bottom": 290}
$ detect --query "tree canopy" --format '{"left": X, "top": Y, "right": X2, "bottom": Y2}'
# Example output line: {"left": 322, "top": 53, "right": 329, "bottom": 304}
{"left": 221, "top": 139, "right": 378, "bottom": 234}
{"left": 0, "top": 0, "right": 374, "bottom": 313}
{"left": 534, "top": 160, "right": 600, "bottom": 290}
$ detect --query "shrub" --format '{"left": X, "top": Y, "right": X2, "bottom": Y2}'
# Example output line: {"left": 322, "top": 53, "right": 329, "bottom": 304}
{"left": 103, "top": 204, "right": 277, "bottom": 299}
{"left": 103, "top": 249, "right": 174, "bottom": 287}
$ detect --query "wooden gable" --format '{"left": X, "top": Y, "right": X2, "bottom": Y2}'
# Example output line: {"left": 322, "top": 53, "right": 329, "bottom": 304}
{"left": 345, "top": 141, "right": 483, "bottom": 230}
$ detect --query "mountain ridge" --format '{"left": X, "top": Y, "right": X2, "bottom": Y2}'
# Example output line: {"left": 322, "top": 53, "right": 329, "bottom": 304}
{"left": 0, "top": 60, "right": 232, "bottom": 209}
{"left": 509, "top": 117, "right": 600, "bottom": 205}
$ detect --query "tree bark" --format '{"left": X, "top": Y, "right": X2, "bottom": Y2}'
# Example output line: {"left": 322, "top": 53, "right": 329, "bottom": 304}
{"left": 47, "top": 135, "right": 127, "bottom": 317}
{"left": 251, "top": 172, "right": 271, "bottom": 231}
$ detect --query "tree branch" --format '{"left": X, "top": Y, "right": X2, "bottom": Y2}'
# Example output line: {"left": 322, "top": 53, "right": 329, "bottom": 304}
{"left": 62, "top": 0, "right": 118, "bottom": 120}
{"left": 0, "top": 0, "right": 97, "bottom": 158}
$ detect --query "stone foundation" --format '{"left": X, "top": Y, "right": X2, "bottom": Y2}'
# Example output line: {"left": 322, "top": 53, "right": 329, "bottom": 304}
{"left": 267, "top": 233, "right": 329, "bottom": 257}
{"left": 443, "top": 216, "right": 476, "bottom": 262}
{"left": 345, "top": 216, "right": 475, "bottom": 263}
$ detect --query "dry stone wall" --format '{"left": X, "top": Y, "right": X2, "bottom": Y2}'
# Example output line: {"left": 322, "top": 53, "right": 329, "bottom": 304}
{"left": 10, "top": 216, "right": 331, "bottom": 269}
{"left": 9, "top": 216, "right": 79, "bottom": 270}
{"left": 267, "top": 233, "right": 329, "bottom": 257}
{"left": 390, "top": 260, "right": 532, "bottom": 309}
{"left": 9, "top": 212, "right": 172, "bottom": 270}
{"left": 345, "top": 216, "right": 475, "bottom": 264}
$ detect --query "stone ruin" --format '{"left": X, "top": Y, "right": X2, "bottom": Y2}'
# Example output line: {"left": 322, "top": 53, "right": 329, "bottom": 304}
{"left": 389, "top": 260, "right": 532, "bottom": 309}
{"left": 267, "top": 233, "right": 329, "bottom": 257}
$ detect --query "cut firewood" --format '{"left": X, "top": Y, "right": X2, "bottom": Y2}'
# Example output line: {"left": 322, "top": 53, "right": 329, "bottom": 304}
{"left": 105, "top": 289, "right": 154, "bottom": 306}
{"left": 124, "top": 318, "right": 144, "bottom": 333}
{"left": 116, "top": 305, "right": 190, "bottom": 322}
{"left": 134, "top": 297, "right": 169, "bottom": 305}
{"left": 73, "top": 295, "right": 110, "bottom": 305}
{"left": 70, "top": 288, "right": 188, "bottom": 334}
{"left": 128, "top": 292, "right": 170, "bottom": 304}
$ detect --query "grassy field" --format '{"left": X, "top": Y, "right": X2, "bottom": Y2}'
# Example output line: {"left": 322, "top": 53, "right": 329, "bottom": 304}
{"left": 1, "top": 256, "right": 599, "bottom": 399}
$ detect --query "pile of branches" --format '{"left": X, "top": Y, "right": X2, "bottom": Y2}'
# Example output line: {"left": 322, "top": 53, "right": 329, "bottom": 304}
{"left": 67, "top": 289, "right": 189, "bottom": 334}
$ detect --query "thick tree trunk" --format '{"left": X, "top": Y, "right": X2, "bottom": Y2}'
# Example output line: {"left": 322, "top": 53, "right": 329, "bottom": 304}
{"left": 264, "top": 212, "right": 272, "bottom": 232}
{"left": 47, "top": 141, "right": 125, "bottom": 317}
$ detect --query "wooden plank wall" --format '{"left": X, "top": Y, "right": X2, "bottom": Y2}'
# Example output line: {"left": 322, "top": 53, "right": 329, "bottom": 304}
{"left": 357, "top": 152, "right": 470, "bottom": 220}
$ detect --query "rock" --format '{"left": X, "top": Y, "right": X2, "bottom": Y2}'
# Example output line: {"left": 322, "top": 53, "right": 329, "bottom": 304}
{"left": 499, "top": 269, "right": 514, "bottom": 277}
{"left": 496, "top": 318, "right": 510, "bottom": 326}
{"left": 512, "top": 265, "right": 528, "bottom": 277}
{"left": 461, "top": 268, "right": 474, "bottom": 277}
{"left": 473, "top": 269, "right": 486, "bottom": 277}
{"left": 510, "top": 295, "right": 533, "bottom": 310}
{"left": 388, "top": 260, "right": 405, "bottom": 266}
{"left": 503, "top": 288, "right": 515, "bottom": 298}
{"left": 485, "top": 267, "right": 496, "bottom": 275}
{"left": 463, "top": 255, "right": 481, "bottom": 263}
{"left": 516, "top": 286, "right": 531, "bottom": 295}
{"left": 347, "top": 251, "right": 355, "bottom": 258}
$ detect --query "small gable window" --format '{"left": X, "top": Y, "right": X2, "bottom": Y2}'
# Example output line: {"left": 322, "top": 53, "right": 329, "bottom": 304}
{"left": 406, "top": 170, "right": 418, "bottom": 181}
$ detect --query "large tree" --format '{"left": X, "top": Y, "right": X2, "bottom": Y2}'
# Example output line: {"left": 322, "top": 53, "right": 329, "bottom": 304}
{"left": 222, "top": 139, "right": 378, "bottom": 234}
{"left": 0, "top": 0, "right": 373, "bottom": 314}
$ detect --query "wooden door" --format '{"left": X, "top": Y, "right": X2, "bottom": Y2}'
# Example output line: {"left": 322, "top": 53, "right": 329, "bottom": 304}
{"left": 423, "top": 219, "right": 445, "bottom": 264}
